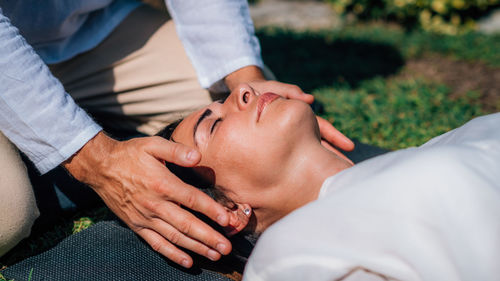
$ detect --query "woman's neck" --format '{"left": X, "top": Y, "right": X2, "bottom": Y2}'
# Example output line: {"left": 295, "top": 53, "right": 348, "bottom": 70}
{"left": 254, "top": 141, "right": 353, "bottom": 231}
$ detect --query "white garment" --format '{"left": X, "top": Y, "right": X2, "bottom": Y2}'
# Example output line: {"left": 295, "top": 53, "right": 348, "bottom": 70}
{"left": 244, "top": 113, "right": 500, "bottom": 281}
{"left": 0, "top": 0, "right": 262, "bottom": 173}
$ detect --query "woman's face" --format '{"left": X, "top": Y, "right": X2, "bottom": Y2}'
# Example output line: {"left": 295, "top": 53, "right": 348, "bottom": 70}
{"left": 171, "top": 83, "right": 320, "bottom": 207}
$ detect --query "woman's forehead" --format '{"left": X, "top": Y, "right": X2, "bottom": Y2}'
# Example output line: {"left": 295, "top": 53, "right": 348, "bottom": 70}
{"left": 172, "top": 107, "right": 206, "bottom": 147}
{"left": 172, "top": 100, "right": 224, "bottom": 147}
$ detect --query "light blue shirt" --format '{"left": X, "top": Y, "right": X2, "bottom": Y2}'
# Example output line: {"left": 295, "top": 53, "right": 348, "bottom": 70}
{"left": 0, "top": 0, "right": 263, "bottom": 173}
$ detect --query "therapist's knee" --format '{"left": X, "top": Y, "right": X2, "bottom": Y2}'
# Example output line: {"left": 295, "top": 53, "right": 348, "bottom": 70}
{"left": 0, "top": 132, "right": 40, "bottom": 257}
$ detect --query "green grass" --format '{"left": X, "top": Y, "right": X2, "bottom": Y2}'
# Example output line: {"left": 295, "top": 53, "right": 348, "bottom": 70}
{"left": 257, "top": 24, "right": 496, "bottom": 149}
{"left": 0, "top": 272, "right": 11, "bottom": 281}
{"left": 315, "top": 77, "right": 484, "bottom": 149}
{"left": 0, "top": 268, "right": 32, "bottom": 281}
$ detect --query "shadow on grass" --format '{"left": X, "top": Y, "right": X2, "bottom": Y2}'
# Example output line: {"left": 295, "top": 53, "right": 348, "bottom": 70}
{"left": 257, "top": 29, "right": 405, "bottom": 92}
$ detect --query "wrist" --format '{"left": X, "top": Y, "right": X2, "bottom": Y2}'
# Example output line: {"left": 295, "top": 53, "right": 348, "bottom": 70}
{"left": 62, "top": 131, "right": 115, "bottom": 185}
{"left": 224, "top": 65, "right": 266, "bottom": 91}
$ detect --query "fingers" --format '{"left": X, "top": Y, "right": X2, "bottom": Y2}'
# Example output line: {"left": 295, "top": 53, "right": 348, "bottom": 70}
{"left": 316, "top": 116, "right": 355, "bottom": 151}
{"left": 144, "top": 137, "right": 201, "bottom": 167}
{"left": 138, "top": 228, "right": 194, "bottom": 268}
{"left": 280, "top": 83, "right": 314, "bottom": 104}
{"left": 150, "top": 217, "right": 223, "bottom": 262}
{"left": 150, "top": 200, "right": 231, "bottom": 253}
{"left": 139, "top": 137, "right": 228, "bottom": 226}
{"left": 140, "top": 137, "right": 231, "bottom": 261}
{"left": 139, "top": 199, "right": 231, "bottom": 264}
{"left": 168, "top": 181, "right": 230, "bottom": 228}
{"left": 248, "top": 80, "right": 314, "bottom": 104}
{"left": 285, "top": 87, "right": 314, "bottom": 104}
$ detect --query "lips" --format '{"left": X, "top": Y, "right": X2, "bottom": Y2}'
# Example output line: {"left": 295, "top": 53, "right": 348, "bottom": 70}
{"left": 257, "top": 92, "right": 280, "bottom": 122}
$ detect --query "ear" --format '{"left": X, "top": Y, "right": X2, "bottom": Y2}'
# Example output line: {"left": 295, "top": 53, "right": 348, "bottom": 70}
{"left": 223, "top": 203, "right": 252, "bottom": 237}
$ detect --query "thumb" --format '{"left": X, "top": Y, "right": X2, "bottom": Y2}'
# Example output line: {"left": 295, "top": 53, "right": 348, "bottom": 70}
{"left": 286, "top": 90, "right": 314, "bottom": 104}
{"left": 145, "top": 137, "right": 201, "bottom": 167}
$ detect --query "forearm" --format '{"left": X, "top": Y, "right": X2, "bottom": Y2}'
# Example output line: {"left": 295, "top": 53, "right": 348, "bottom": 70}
{"left": 165, "top": 0, "right": 264, "bottom": 88}
{"left": 0, "top": 8, "right": 101, "bottom": 174}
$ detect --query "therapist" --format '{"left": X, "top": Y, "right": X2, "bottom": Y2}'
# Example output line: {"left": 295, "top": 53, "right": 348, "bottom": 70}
{"left": 0, "top": 0, "right": 353, "bottom": 268}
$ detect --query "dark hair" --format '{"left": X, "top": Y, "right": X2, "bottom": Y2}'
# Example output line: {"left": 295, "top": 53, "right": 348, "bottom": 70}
{"left": 155, "top": 120, "right": 236, "bottom": 209}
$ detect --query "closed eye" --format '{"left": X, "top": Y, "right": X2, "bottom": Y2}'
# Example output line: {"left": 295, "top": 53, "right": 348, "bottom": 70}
{"left": 210, "top": 117, "right": 222, "bottom": 134}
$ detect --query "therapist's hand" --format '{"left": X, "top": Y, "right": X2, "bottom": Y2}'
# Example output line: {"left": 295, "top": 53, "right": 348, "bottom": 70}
{"left": 63, "top": 131, "right": 231, "bottom": 268}
{"left": 225, "top": 66, "right": 355, "bottom": 158}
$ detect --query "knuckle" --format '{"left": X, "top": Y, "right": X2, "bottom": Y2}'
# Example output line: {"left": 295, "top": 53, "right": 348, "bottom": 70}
{"left": 150, "top": 240, "right": 164, "bottom": 253}
{"left": 143, "top": 136, "right": 164, "bottom": 150}
{"left": 142, "top": 198, "right": 161, "bottom": 213}
{"left": 183, "top": 193, "right": 197, "bottom": 209}
{"left": 147, "top": 136, "right": 161, "bottom": 144}
{"left": 291, "top": 85, "right": 301, "bottom": 92}
{"left": 172, "top": 143, "right": 186, "bottom": 160}
{"left": 127, "top": 214, "right": 145, "bottom": 230}
{"left": 167, "top": 231, "right": 183, "bottom": 245}
{"left": 129, "top": 223, "right": 143, "bottom": 232}
{"left": 149, "top": 179, "right": 166, "bottom": 194}
{"left": 150, "top": 135, "right": 163, "bottom": 143}
{"left": 178, "top": 221, "right": 192, "bottom": 235}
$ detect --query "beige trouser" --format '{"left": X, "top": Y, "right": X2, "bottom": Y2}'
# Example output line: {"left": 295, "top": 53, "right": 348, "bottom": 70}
{"left": 0, "top": 5, "right": 228, "bottom": 256}
{"left": 49, "top": 5, "right": 224, "bottom": 136}
{"left": 0, "top": 132, "right": 40, "bottom": 257}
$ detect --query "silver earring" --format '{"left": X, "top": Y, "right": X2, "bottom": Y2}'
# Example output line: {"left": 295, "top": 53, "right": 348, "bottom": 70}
{"left": 243, "top": 208, "right": 251, "bottom": 216}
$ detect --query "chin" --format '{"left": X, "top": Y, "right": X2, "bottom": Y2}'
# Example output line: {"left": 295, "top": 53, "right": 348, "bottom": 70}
{"left": 271, "top": 99, "right": 318, "bottom": 138}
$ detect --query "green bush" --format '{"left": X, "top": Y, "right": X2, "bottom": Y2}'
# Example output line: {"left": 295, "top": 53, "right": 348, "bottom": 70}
{"left": 315, "top": 77, "right": 484, "bottom": 149}
{"left": 327, "top": 0, "right": 500, "bottom": 34}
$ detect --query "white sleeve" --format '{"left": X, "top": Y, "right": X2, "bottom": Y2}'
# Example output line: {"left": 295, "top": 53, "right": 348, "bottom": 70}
{"left": 0, "top": 8, "right": 102, "bottom": 174}
{"left": 165, "top": 0, "right": 264, "bottom": 89}
{"left": 420, "top": 112, "right": 500, "bottom": 148}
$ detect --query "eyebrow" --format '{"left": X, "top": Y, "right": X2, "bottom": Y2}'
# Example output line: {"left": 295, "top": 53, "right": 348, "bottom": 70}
{"left": 193, "top": 108, "right": 212, "bottom": 147}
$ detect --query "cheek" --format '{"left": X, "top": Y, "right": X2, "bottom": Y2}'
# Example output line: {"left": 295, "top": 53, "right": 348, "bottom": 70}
{"left": 205, "top": 122, "right": 288, "bottom": 189}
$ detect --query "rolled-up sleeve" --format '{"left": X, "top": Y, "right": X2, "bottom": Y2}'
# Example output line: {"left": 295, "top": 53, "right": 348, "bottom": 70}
{"left": 0, "top": 8, "right": 102, "bottom": 174}
{"left": 165, "top": 0, "right": 264, "bottom": 89}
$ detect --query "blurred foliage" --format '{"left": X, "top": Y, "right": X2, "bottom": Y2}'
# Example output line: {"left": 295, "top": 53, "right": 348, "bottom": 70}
{"left": 327, "top": 0, "right": 500, "bottom": 34}
{"left": 315, "top": 78, "right": 484, "bottom": 149}
{"left": 258, "top": 28, "right": 405, "bottom": 91}
{"left": 258, "top": 26, "right": 500, "bottom": 92}
{"left": 72, "top": 217, "right": 94, "bottom": 234}
{"left": 258, "top": 26, "right": 492, "bottom": 149}
{"left": 329, "top": 25, "right": 500, "bottom": 66}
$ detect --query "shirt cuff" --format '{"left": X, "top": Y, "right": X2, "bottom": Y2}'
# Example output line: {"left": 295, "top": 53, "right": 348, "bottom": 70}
{"left": 201, "top": 56, "right": 265, "bottom": 90}
{"left": 35, "top": 124, "right": 102, "bottom": 174}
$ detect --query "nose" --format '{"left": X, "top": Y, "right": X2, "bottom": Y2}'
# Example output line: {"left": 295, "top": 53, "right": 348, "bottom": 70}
{"left": 233, "top": 83, "right": 256, "bottom": 111}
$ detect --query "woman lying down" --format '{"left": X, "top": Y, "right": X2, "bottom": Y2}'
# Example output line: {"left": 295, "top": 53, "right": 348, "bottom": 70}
{"left": 157, "top": 83, "right": 500, "bottom": 281}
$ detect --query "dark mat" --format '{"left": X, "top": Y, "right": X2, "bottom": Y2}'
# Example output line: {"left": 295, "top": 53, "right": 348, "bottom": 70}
{"left": 2, "top": 221, "right": 232, "bottom": 281}
{"left": 344, "top": 139, "right": 390, "bottom": 164}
